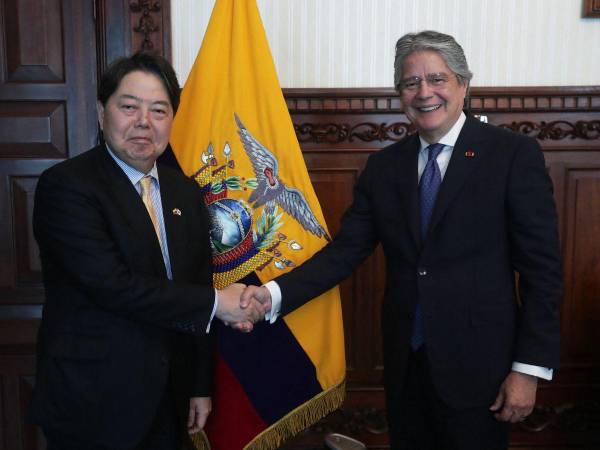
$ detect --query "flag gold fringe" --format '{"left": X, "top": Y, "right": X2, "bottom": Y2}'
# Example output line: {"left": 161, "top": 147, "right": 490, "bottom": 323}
{"left": 190, "top": 380, "right": 345, "bottom": 450}
{"left": 190, "top": 430, "right": 210, "bottom": 450}
{"left": 245, "top": 379, "right": 346, "bottom": 450}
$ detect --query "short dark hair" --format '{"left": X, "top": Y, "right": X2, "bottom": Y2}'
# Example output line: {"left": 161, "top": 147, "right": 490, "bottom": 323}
{"left": 97, "top": 51, "right": 181, "bottom": 113}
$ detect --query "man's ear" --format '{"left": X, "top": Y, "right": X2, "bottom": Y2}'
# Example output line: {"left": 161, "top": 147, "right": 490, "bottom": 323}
{"left": 96, "top": 101, "right": 105, "bottom": 131}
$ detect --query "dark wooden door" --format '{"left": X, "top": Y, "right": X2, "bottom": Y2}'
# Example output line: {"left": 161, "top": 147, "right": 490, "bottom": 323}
{"left": 0, "top": 1, "right": 97, "bottom": 448}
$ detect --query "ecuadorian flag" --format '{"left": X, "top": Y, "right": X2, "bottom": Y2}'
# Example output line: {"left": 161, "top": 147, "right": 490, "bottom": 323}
{"left": 170, "top": 1, "right": 346, "bottom": 449}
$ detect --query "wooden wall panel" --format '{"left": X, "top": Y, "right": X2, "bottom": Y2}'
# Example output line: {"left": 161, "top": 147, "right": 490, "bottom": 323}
{"left": 563, "top": 167, "right": 600, "bottom": 360}
{"left": 0, "top": 356, "right": 39, "bottom": 450}
{"left": 0, "top": 0, "right": 99, "bottom": 448}
{"left": 0, "top": 102, "right": 67, "bottom": 158}
{"left": 306, "top": 161, "right": 385, "bottom": 386}
{"left": 12, "top": 177, "right": 41, "bottom": 287}
{"left": 4, "top": 0, "right": 64, "bottom": 83}
{"left": 0, "top": 0, "right": 96, "bottom": 310}
{"left": 0, "top": 0, "right": 174, "bottom": 448}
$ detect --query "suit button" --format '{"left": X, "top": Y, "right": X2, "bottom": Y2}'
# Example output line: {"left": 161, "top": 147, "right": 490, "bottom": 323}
{"left": 418, "top": 268, "right": 427, "bottom": 276}
{"left": 161, "top": 356, "right": 168, "bottom": 365}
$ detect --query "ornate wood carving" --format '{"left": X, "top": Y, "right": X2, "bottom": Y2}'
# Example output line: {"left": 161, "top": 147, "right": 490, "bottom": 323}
{"left": 285, "top": 88, "right": 600, "bottom": 148}
{"left": 130, "top": 0, "right": 161, "bottom": 51}
{"left": 295, "top": 122, "right": 414, "bottom": 144}
{"left": 294, "top": 120, "right": 600, "bottom": 144}
{"left": 499, "top": 120, "right": 600, "bottom": 141}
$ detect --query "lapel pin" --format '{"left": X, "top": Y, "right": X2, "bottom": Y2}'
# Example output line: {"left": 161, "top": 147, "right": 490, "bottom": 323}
{"left": 172, "top": 208, "right": 182, "bottom": 216}
{"left": 465, "top": 150, "right": 475, "bottom": 158}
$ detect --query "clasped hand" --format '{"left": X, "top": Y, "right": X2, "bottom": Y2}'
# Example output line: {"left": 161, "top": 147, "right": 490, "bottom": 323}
{"left": 215, "top": 284, "right": 272, "bottom": 332}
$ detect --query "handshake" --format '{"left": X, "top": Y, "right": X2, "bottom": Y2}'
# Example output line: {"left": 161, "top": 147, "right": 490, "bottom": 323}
{"left": 215, "top": 283, "right": 273, "bottom": 332}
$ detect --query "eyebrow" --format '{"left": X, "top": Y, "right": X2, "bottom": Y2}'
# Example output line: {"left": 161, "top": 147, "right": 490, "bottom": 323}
{"left": 118, "top": 94, "right": 171, "bottom": 107}
{"left": 401, "top": 72, "right": 450, "bottom": 80}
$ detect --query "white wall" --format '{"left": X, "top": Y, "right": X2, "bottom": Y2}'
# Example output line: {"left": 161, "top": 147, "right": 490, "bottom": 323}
{"left": 171, "top": 0, "right": 600, "bottom": 88}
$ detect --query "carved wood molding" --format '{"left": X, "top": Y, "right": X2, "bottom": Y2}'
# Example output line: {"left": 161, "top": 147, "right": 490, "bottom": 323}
{"left": 130, "top": 0, "right": 161, "bottom": 51}
{"left": 294, "top": 120, "right": 600, "bottom": 144}
{"left": 121, "top": 0, "right": 171, "bottom": 58}
{"left": 295, "top": 122, "right": 414, "bottom": 144}
{"left": 284, "top": 87, "right": 600, "bottom": 114}
{"left": 500, "top": 120, "right": 600, "bottom": 141}
{"left": 284, "top": 88, "right": 600, "bottom": 145}
{"left": 95, "top": 0, "right": 171, "bottom": 77}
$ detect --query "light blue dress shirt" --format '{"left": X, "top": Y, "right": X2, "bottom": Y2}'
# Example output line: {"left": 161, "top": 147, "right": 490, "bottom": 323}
{"left": 106, "top": 147, "right": 172, "bottom": 279}
{"left": 106, "top": 147, "right": 218, "bottom": 331}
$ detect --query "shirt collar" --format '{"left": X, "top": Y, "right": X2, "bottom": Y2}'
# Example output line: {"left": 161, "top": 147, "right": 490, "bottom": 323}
{"left": 105, "top": 145, "right": 159, "bottom": 186}
{"left": 418, "top": 112, "right": 467, "bottom": 151}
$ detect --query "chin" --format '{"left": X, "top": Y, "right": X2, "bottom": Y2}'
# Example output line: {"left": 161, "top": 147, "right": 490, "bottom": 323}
{"left": 417, "top": 119, "right": 445, "bottom": 133}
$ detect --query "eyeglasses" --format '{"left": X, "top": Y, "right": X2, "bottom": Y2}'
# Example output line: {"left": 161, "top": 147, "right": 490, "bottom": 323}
{"left": 398, "top": 73, "right": 451, "bottom": 91}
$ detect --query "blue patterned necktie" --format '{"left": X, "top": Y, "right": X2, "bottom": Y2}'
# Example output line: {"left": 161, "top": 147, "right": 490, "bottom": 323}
{"left": 411, "top": 143, "right": 445, "bottom": 350}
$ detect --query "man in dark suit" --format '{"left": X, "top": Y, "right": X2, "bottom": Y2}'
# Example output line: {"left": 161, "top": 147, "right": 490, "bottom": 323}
{"left": 241, "top": 31, "right": 562, "bottom": 450}
{"left": 29, "top": 52, "right": 264, "bottom": 450}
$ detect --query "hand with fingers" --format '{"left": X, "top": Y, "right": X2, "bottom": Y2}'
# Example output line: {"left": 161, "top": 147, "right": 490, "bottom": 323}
{"left": 187, "top": 396, "right": 211, "bottom": 434}
{"left": 225, "top": 285, "right": 273, "bottom": 332}
{"left": 490, "top": 371, "right": 538, "bottom": 423}
{"left": 241, "top": 285, "right": 272, "bottom": 312}
{"left": 215, "top": 283, "right": 267, "bottom": 331}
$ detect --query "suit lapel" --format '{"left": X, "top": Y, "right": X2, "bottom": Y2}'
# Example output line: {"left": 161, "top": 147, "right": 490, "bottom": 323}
{"left": 427, "top": 116, "right": 487, "bottom": 238}
{"left": 157, "top": 165, "right": 187, "bottom": 280}
{"left": 393, "top": 135, "right": 421, "bottom": 249}
{"left": 96, "top": 147, "right": 167, "bottom": 276}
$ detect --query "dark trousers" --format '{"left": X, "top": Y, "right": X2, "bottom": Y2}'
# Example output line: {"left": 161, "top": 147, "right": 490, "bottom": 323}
{"left": 386, "top": 347, "right": 509, "bottom": 450}
{"left": 45, "top": 387, "right": 181, "bottom": 450}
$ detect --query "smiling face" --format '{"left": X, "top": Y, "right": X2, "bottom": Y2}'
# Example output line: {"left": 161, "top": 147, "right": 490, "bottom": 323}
{"left": 399, "top": 50, "right": 467, "bottom": 144}
{"left": 97, "top": 70, "right": 173, "bottom": 173}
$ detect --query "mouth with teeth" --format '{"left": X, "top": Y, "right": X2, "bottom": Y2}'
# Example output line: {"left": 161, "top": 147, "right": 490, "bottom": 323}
{"left": 417, "top": 104, "right": 443, "bottom": 112}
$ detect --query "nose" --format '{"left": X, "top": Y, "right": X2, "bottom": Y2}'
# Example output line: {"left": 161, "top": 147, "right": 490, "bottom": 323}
{"left": 135, "top": 107, "right": 150, "bottom": 128}
{"left": 416, "top": 80, "right": 433, "bottom": 99}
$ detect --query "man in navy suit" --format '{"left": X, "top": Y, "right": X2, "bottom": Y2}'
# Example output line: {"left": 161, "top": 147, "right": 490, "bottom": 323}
{"left": 29, "top": 52, "right": 264, "bottom": 450}
{"left": 242, "top": 31, "right": 562, "bottom": 450}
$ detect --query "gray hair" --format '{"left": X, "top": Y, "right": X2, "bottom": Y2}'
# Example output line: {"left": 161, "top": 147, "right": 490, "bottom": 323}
{"left": 394, "top": 30, "right": 473, "bottom": 92}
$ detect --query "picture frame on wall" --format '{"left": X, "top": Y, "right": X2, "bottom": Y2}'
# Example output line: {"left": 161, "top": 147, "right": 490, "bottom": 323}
{"left": 583, "top": 0, "right": 600, "bottom": 17}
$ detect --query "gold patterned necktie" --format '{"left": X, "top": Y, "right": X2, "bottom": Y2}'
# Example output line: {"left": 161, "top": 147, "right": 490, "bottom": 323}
{"left": 139, "top": 175, "right": 163, "bottom": 248}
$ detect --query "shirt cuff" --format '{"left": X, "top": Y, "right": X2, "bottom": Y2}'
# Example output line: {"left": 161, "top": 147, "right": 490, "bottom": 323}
{"left": 512, "top": 362, "right": 553, "bottom": 380}
{"left": 264, "top": 281, "right": 281, "bottom": 324}
{"left": 206, "top": 288, "right": 218, "bottom": 333}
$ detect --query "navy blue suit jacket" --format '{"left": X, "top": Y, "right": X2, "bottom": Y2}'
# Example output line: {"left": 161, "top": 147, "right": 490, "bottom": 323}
{"left": 276, "top": 115, "right": 562, "bottom": 409}
{"left": 29, "top": 145, "right": 215, "bottom": 447}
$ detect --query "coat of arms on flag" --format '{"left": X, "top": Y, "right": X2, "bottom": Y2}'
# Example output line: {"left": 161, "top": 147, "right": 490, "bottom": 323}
{"left": 193, "top": 114, "right": 331, "bottom": 289}
{"left": 170, "top": 0, "right": 346, "bottom": 449}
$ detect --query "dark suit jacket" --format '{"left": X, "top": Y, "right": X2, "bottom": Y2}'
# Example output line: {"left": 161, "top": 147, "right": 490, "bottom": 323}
{"left": 276, "top": 115, "right": 562, "bottom": 409}
{"left": 29, "top": 145, "right": 215, "bottom": 448}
